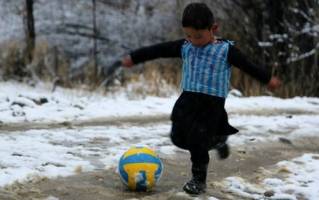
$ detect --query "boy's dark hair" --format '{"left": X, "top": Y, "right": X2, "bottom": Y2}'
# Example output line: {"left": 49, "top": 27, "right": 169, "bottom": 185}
{"left": 182, "top": 3, "right": 214, "bottom": 30}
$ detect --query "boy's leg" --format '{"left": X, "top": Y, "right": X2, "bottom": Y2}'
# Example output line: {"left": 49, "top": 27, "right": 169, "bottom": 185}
{"left": 216, "top": 135, "right": 230, "bottom": 159}
{"left": 183, "top": 149, "right": 209, "bottom": 195}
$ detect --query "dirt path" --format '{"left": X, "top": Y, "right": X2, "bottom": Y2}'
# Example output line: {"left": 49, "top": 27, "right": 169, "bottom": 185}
{"left": 1, "top": 108, "right": 317, "bottom": 132}
{"left": 1, "top": 136, "right": 319, "bottom": 200}
{"left": 0, "top": 115, "right": 170, "bottom": 132}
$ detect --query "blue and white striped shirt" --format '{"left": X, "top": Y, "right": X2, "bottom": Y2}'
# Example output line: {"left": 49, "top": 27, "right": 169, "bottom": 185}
{"left": 130, "top": 39, "right": 270, "bottom": 96}
{"left": 181, "top": 40, "right": 232, "bottom": 98}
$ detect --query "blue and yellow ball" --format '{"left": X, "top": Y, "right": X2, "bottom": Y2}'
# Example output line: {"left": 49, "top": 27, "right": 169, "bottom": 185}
{"left": 118, "top": 146, "right": 163, "bottom": 191}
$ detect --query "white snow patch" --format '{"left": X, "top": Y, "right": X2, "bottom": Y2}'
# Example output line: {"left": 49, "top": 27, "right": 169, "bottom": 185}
{"left": 222, "top": 154, "right": 319, "bottom": 200}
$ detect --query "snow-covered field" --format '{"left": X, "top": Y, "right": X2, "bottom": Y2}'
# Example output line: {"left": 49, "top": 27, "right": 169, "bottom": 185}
{"left": 1, "top": 81, "right": 318, "bottom": 124}
{"left": 1, "top": 81, "right": 319, "bottom": 199}
{"left": 222, "top": 154, "right": 319, "bottom": 200}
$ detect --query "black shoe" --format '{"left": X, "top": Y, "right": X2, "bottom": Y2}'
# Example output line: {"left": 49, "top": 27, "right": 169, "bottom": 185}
{"left": 217, "top": 143, "right": 230, "bottom": 159}
{"left": 183, "top": 179, "right": 206, "bottom": 195}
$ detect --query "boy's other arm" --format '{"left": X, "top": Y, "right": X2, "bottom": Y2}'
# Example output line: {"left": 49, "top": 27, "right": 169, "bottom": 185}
{"left": 123, "top": 39, "right": 185, "bottom": 67}
{"left": 228, "top": 45, "right": 271, "bottom": 84}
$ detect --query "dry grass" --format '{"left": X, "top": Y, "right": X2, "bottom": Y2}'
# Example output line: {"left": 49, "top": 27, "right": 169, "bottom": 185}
{"left": 1, "top": 39, "right": 317, "bottom": 97}
{"left": 0, "top": 40, "right": 26, "bottom": 79}
{"left": 0, "top": 39, "right": 71, "bottom": 86}
{"left": 119, "top": 59, "right": 181, "bottom": 97}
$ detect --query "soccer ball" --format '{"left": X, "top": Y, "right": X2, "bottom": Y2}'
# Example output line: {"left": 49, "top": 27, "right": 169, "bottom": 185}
{"left": 118, "top": 146, "right": 163, "bottom": 191}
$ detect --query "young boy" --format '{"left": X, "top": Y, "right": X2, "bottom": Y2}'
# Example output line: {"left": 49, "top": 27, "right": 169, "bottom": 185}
{"left": 121, "top": 2, "right": 281, "bottom": 195}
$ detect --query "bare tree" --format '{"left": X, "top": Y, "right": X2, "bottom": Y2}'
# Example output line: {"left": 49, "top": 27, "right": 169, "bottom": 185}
{"left": 92, "top": 0, "right": 98, "bottom": 79}
{"left": 24, "top": 0, "right": 35, "bottom": 64}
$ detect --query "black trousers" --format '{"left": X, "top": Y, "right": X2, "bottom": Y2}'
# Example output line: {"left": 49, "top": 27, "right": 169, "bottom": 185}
{"left": 189, "top": 148, "right": 209, "bottom": 183}
{"left": 189, "top": 135, "right": 228, "bottom": 165}
{"left": 190, "top": 149, "right": 210, "bottom": 165}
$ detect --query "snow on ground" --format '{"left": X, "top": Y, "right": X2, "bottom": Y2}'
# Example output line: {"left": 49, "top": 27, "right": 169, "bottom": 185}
{"left": 221, "top": 154, "right": 319, "bottom": 200}
{"left": 0, "top": 123, "right": 172, "bottom": 187}
{"left": 0, "top": 81, "right": 319, "bottom": 124}
{"left": 0, "top": 81, "right": 177, "bottom": 123}
{"left": 0, "top": 81, "right": 319, "bottom": 199}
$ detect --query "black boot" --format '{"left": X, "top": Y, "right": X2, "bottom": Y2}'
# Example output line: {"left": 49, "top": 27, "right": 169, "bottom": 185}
{"left": 183, "top": 164, "right": 207, "bottom": 195}
{"left": 216, "top": 142, "right": 230, "bottom": 159}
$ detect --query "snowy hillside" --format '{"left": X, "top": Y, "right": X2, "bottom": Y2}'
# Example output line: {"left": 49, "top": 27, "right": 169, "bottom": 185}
{"left": 0, "top": 0, "right": 180, "bottom": 67}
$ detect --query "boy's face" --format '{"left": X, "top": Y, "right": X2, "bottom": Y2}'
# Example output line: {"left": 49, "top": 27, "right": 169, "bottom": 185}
{"left": 183, "top": 27, "right": 215, "bottom": 47}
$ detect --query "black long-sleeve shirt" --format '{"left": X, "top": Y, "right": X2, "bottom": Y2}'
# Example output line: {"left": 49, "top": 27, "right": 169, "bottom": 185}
{"left": 130, "top": 39, "right": 271, "bottom": 84}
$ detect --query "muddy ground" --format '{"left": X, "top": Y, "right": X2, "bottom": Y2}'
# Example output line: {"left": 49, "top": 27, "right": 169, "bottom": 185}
{"left": 1, "top": 133, "right": 318, "bottom": 200}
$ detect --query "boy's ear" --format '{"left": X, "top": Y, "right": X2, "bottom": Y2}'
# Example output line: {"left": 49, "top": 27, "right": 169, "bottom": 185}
{"left": 211, "top": 23, "right": 218, "bottom": 33}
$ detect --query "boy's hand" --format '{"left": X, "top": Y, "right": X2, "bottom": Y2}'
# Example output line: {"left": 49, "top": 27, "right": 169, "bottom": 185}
{"left": 121, "top": 55, "right": 134, "bottom": 68}
{"left": 267, "top": 76, "right": 281, "bottom": 91}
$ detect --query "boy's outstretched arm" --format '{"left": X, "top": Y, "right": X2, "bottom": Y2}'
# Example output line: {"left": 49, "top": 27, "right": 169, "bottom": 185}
{"left": 122, "top": 39, "right": 185, "bottom": 67}
{"left": 228, "top": 45, "right": 281, "bottom": 91}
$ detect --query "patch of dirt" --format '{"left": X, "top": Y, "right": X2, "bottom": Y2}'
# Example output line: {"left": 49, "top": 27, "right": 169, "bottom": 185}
{"left": 0, "top": 115, "right": 170, "bottom": 132}
{"left": 1, "top": 137, "right": 319, "bottom": 200}
{"left": 1, "top": 106, "right": 317, "bottom": 132}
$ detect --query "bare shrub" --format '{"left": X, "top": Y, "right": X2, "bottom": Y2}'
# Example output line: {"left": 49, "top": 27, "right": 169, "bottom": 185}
{"left": 0, "top": 40, "right": 26, "bottom": 80}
